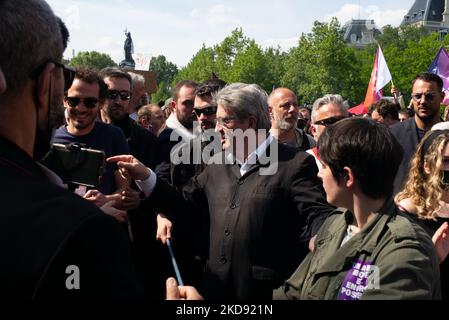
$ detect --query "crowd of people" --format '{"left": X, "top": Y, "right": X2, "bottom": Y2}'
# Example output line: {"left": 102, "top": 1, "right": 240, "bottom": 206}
{"left": 1, "top": 0, "right": 449, "bottom": 301}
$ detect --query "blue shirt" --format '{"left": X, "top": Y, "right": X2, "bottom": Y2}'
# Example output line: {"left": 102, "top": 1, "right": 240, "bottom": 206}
{"left": 54, "top": 121, "right": 130, "bottom": 195}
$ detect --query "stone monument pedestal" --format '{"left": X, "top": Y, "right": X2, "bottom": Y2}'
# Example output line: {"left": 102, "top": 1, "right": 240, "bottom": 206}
{"left": 119, "top": 60, "right": 135, "bottom": 69}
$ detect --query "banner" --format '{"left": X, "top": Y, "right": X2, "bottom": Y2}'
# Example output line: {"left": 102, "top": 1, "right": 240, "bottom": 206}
{"left": 429, "top": 47, "right": 449, "bottom": 104}
{"left": 133, "top": 53, "right": 151, "bottom": 71}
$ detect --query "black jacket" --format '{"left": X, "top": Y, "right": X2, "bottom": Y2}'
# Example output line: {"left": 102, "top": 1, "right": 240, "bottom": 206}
{"left": 0, "top": 138, "right": 141, "bottom": 299}
{"left": 145, "top": 141, "right": 333, "bottom": 300}
{"left": 390, "top": 118, "right": 420, "bottom": 195}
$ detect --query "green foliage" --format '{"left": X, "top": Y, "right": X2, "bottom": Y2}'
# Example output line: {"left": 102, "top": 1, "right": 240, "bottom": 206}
{"left": 228, "top": 40, "right": 272, "bottom": 91}
{"left": 282, "top": 18, "right": 362, "bottom": 104}
{"left": 151, "top": 80, "right": 171, "bottom": 104}
{"left": 172, "top": 22, "right": 449, "bottom": 105}
{"left": 214, "top": 28, "right": 250, "bottom": 80}
{"left": 264, "top": 46, "right": 287, "bottom": 89}
{"left": 173, "top": 45, "right": 215, "bottom": 84}
{"left": 149, "top": 55, "right": 179, "bottom": 102}
{"left": 174, "top": 28, "right": 284, "bottom": 91}
{"left": 150, "top": 55, "right": 179, "bottom": 85}
{"left": 359, "top": 24, "right": 448, "bottom": 102}
{"left": 69, "top": 51, "right": 116, "bottom": 70}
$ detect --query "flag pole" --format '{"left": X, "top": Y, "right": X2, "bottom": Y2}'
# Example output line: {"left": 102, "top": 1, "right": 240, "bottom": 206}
{"left": 390, "top": 79, "right": 398, "bottom": 101}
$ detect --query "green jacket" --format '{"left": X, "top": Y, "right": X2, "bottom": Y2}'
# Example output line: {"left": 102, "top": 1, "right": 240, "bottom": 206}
{"left": 273, "top": 201, "right": 441, "bottom": 300}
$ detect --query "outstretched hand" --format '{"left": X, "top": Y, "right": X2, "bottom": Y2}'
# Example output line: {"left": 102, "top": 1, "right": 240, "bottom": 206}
{"left": 107, "top": 155, "right": 150, "bottom": 181}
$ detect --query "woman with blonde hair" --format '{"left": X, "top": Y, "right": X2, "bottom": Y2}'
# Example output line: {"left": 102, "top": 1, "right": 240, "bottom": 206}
{"left": 396, "top": 129, "right": 449, "bottom": 299}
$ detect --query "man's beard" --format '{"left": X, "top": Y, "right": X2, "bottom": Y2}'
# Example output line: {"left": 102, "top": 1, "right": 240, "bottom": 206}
{"left": 33, "top": 96, "right": 65, "bottom": 161}
{"left": 200, "top": 120, "right": 216, "bottom": 131}
{"left": 415, "top": 104, "right": 438, "bottom": 122}
{"left": 274, "top": 113, "right": 296, "bottom": 130}
{"left": 108, "top": 104, "right": 127, "bottom": 123}
{"left": 177, "top": 109, "right": 194, "bottom": 130}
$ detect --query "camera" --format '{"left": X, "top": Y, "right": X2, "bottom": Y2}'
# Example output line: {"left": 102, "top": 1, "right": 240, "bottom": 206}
{"left": 41, "top": 143, "right": 105, "bottom": 188}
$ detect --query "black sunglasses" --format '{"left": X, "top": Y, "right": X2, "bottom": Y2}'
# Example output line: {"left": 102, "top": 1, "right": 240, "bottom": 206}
{"left": 194, "top": 105, "right": 217, "bottom": 117}
{"left": 106, "top": 90, "right": 131, "bottom": 101}
{"left": 65, "top": 96, "right": 99, "bottom": 109}
{"left": 314, "top": 115, "right": 348, "bottom": 126}
{"left": 29, "top": 60, "right": 76, "bottom": 92}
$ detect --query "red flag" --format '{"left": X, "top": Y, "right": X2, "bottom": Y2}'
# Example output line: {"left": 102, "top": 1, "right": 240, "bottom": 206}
{"left": 363, "top": 46, "right": 392, "bottom": 112}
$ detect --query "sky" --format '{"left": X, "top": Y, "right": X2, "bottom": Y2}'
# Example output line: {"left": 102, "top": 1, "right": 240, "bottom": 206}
{"left": 47, "top": 0, "right": 415, "bottom": 68}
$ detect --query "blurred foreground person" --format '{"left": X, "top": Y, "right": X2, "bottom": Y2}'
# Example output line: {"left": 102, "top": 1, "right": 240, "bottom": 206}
{"left": 0, "top": 0, "right": 140, "bottom": 299}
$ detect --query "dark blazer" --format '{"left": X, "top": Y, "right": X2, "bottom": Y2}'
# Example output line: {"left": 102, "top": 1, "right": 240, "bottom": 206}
{"left": 114, "top": 116, "right": 157, "bottom": 169}
{"left": 390, "top": 118, "right": 419, "bottom": 195}
{"left": 145, "top": 141, "right": 334, "bottom": 300}
{"left": 154, "top": 127, "right": 178, "bottom": 182}
{"left": 0, "top": 138, "right": 141, "bottom": 299}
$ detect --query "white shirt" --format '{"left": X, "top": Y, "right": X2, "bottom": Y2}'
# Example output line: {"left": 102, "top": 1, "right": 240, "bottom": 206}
{"left": 136, "top": 135, "right": 274, "bottom": 196}
{"left": 226, "top": 135, "right": 273, "bottom": 176}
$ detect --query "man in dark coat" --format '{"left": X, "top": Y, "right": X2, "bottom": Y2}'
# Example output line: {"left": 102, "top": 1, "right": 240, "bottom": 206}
{"left": 391, "top": 73, "right": 443, "bottom": 194}
{"left": 0, "top": 0, "right": 141, "bottom": 299}
{"left": 109, "top": 83, "right": 334, "bottom": 300}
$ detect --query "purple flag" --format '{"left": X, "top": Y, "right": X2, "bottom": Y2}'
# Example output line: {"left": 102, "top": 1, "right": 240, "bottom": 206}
{"left": 429, "top": 47, "right": 449, "bottom": 104}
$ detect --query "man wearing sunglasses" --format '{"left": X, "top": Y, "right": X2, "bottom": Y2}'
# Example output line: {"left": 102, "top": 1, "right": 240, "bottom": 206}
{"left": 170, "top": 79, "right": 227, "bottom": 188}
{"left": 307, "top": 94, "right": 349, "bottom": 171}
{"left": 391, "top": 72, "right": 444, "bottom": 195}
{"left": 0, "top": 0, "right": 141, "bottom": 299}
{"left": 100, "top": 67, "right": 164, "bottom": 298}
{"left": 100, "top": 67, "right": 157, "bottom": 170}
{"left": 160, "top": 80, "right": 227, "bottom": 289}
{"left": 53, "top": 67, "right": 130, "bottom": 199}
{"left": 193, "top": 78, "right": 227, "bottom": 133}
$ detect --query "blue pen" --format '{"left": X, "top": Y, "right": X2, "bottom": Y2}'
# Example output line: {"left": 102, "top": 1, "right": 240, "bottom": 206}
{"left": 166, "top": 239, "right": 184, "bottom": 286}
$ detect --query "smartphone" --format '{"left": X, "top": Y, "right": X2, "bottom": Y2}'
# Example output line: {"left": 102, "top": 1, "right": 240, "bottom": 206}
{"left": 41, "top": 143, "right": 105, "bottom": 188}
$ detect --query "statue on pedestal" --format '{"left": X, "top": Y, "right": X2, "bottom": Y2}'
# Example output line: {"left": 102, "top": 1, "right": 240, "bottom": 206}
{"left": 119, "top": 30, "right": 135, "bottom": 69}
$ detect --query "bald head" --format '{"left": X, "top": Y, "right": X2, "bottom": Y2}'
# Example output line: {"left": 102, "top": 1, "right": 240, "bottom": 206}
{"left": 268, "top": 88, "right": 297, "bottom": 106}
{"left": 268, "top": 88, "right": 299, "bottom": 131}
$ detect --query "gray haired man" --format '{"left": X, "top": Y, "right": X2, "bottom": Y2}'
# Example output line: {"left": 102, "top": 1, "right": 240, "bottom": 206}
{"left": 109, "top": 83, "right": 334, "bottom": 300}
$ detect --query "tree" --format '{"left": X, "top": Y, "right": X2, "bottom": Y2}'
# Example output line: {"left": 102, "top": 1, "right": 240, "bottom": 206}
{"left": 355, "top": 25, "right": 447, "bottom": 102}
{"left": 282, "top": 18, "right": 362, "bottom": 104}
{"left": 149, "top": 55, "right": 178, "bottom": 100}
{"left": 214, "top": 28, "right": 250, "bottom": 80}
{"left": 173, "top": 45, "right": 216, "bottom": 84}
{"left": 149, "top": 55, "right": 179, "bottom": 86}
{"left": 69, "top": 51, "right": 116, "bottom": 70}
{"left": 173, "top": 29, "right": 252, "bottom": 85}
{"left": 151, "top": 81, "right": 171, "bottom": 104}
{"left": 264, "top": 46, "right": 287, "bottom": 90}
{"left": 228, "top": 40, "right": 271, "bottom": 91}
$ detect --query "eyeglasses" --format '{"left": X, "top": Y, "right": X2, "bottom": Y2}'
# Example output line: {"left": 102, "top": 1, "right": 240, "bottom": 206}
{"left": 106, "top": 90, "right": 131, "bottom": 101}
{"left": 29, "top": 60, "right": 76, "bottom": 91}
{"left": 65, "top": 96, "right": 99, "bottom": 109}
{"left": 411, "top": 92, "right": 438, "bottom": 102}
{"left": 194, "top": 105, "right": 217, "bottom": 117}
{"left": 314, "top": 115, "right": 348, "bottom": 126}
{"left": 216, "top": 116, "right": 237, "bottom": 128}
